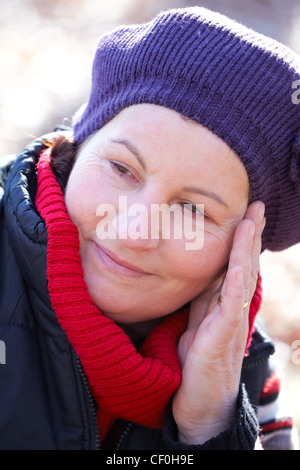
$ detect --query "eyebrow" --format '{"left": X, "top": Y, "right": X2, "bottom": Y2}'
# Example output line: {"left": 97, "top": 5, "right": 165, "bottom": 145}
{"left": 110, "top": 138, "right": 228, "bottom": 207}
{"left": 110, "top": 138, "right": 147, "bottom": 171}
{"left": 183, "top": 186, "right": 228, "bottom": 207}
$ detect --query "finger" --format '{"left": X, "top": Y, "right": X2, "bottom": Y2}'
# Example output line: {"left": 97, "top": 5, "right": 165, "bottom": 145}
{"left": 242, "top": 201, "right": 265, "bottom": 297}
{"left": 219, "top": 203, "right": 264, "bottom": 303}
{"left": 226, "top": 218, "right": 255, "bottom": 306}
{"left": 210, "top": 265, "right": 246, "bottom": 350}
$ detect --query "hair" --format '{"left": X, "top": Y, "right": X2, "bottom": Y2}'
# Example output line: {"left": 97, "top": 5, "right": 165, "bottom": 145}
{"left": 50, "top": 135, "right": 77, "bottom": 193}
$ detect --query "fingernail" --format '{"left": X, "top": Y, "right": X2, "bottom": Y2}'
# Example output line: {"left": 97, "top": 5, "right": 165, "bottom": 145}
{"left": 258, "top": 204, "right": 265, "bottom": 220}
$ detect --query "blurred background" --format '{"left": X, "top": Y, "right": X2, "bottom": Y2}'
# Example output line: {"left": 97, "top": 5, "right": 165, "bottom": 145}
{"left": 1, "top": 0, "right": 299, "bottom": 442}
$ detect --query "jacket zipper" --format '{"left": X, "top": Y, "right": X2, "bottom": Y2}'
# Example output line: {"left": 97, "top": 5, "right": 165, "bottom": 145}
{"left": 75, "top": 355, "right": 101, "bottom": 450}
{"left": 115, "top": 422, "right": 133, "bottom": 450}
{"left": 75, "top": 353, "right": 133, "bottom": 450}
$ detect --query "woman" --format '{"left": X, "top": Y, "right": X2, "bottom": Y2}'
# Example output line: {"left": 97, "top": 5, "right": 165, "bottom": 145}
{"left": 0, "top": 7, "right": 299, "bottom": 450}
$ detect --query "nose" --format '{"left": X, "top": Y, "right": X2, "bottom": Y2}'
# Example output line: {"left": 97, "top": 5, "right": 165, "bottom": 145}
{"left": 116, "top": 195, "right": 161, "bottom": 250}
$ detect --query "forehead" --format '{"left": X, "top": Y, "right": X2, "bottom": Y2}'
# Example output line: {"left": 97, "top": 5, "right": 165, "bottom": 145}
{"left": 87, "top": 103, "right": 249, "bottom": 198}
{"left": 99, "top": 104, "right": 234, "bottom": 157}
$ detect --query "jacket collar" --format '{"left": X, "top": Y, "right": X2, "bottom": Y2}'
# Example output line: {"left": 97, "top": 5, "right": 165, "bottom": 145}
{"left": 3, "top": 133, "right": 63, "bottom": 327}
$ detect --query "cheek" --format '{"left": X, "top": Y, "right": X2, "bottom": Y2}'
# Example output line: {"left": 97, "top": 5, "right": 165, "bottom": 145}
{"left": 177, "top": 230, "right": 232, "bottom": 277}
{"left": 166, "top": 229, "right": 233, "bottom": 298}
{"left": 65, "top": 166, "right": 116, "bottom": 235}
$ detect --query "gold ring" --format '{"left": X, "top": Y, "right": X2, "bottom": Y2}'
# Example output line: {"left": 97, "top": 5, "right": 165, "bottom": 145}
{"left": 218, "top": 296, "right": 249, "bottom": 310}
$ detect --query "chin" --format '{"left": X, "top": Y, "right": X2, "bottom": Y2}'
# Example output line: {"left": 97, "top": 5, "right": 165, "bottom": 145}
{"left": 95, "top": 304, "right": 157, "bottom": 324}
{"left": 85, "top": 275, "right": 194, "bottom": 324}
{"left": 93, "top": 294, "right": 186, "bottom": 325}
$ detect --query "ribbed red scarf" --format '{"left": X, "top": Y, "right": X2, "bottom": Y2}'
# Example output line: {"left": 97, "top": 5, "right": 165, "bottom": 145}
{"left": 35, "top": 147, "right": 262, "bottom": 439}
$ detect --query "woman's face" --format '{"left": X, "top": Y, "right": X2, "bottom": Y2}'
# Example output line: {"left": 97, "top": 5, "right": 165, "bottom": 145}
{"left": 65, "top": 104, "right": 249, "bottom": 324}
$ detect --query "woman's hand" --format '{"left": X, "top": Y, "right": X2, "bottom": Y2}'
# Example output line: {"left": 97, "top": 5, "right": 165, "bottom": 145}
{"left": 172, "top": 201, "right": 266, "bottom": 445}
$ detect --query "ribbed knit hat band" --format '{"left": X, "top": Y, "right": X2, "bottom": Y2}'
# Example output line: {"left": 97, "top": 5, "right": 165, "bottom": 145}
{"left": 73, "top": 7, "right": 300, "bottom": 252}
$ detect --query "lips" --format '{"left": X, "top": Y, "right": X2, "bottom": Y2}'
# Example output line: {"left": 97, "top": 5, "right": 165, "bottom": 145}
{"left": 94, "top": 242, "right": 152, "bottom": 278}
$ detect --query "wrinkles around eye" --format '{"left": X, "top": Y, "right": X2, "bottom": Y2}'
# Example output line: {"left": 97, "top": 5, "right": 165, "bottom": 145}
{"left": 110, "top": 160, "right": 141, "bottom": 183}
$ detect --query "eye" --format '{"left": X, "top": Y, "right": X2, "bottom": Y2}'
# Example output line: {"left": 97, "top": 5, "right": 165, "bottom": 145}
{"left": 110, "top": 161, "right": 141, "bottom": 183}
{"left": 180, "top": 202, "right": 209, "bottom": 220}
{"left": 111, "top": 161, "right": 132, "bottom": 176}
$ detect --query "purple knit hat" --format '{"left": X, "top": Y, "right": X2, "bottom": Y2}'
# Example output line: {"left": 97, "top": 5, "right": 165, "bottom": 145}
{"left": 73, "top": 7, "right": 300, "bottom": 252}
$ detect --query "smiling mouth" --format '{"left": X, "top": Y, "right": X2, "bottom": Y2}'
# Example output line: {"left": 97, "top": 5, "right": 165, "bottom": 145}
{"left": 93, "top": 243, "right": 153, "bottom": 278}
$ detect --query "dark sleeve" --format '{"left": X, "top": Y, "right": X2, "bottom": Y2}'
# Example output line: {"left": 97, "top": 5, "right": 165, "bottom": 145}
{"left": 0, "top": 154, "right": 17, "bottom": 206}
{"left": 162, "top": 384, "right": 259, "bottom": 450}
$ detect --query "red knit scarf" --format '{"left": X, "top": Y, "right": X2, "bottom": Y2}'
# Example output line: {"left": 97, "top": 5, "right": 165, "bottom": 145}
{"left": 35, "top": 147, "right": 262, "bottom": 439}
